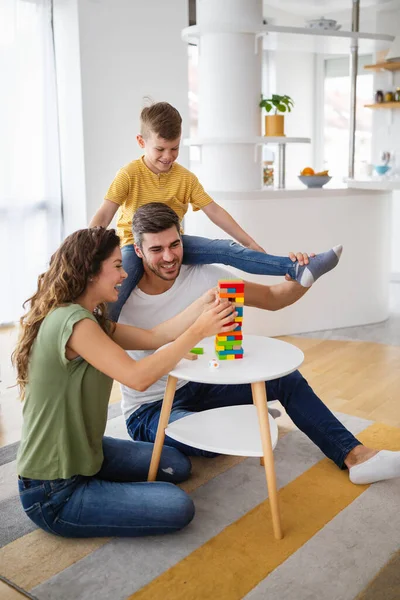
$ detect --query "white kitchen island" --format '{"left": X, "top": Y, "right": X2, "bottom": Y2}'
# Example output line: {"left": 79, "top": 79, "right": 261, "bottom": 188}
{"left": 184, "top": 186, "right": 391, "bottom": 337}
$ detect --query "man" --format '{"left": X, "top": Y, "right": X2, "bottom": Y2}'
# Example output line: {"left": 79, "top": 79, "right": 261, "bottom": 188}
{"left": 119, "top": 203, "right": 400, "bottom": 485}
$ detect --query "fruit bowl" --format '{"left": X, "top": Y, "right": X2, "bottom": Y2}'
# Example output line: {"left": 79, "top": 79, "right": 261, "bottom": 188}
{"left": 298, "top": 175, "right": 332, "bottom": 188}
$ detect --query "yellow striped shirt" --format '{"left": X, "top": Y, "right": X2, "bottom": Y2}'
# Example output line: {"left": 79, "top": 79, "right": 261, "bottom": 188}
{"left": 105, "top": 157, "right": 213, "bottom": 247}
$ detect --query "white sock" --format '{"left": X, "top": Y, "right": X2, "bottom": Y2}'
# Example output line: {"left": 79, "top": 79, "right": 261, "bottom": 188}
{"left": 349, "top": 450, "right": 400, "bottom": 485}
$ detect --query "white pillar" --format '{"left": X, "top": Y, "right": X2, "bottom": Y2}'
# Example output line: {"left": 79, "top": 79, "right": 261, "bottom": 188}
{"left": 196, "top": 0, "right": 263, "bottom": 191}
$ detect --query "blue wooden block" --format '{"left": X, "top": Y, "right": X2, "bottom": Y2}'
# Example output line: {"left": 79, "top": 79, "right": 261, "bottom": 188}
{"left": 216, "top": 348, "right": 244, "bottom": 356}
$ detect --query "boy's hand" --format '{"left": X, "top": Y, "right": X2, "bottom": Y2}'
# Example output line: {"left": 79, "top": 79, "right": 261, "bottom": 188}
{"left": 247, "top": 241, "right": 266, "bottom": 253}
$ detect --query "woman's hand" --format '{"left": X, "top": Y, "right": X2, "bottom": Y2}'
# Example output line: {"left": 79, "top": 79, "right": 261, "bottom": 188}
{"left": 191, "top": 297, "right": 237, "bottom": 339}
{"left": 199, "top": 287, "right": 219, "bottom": 309}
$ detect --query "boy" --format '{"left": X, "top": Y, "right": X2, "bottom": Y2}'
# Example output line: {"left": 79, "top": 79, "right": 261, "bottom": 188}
{"left": 90, "top": 102, "right": 342, "bottom": 320}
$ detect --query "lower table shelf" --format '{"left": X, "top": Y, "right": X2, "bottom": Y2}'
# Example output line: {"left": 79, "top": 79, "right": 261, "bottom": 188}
{"left": 165, "top": 404, "right": 278, "bottom": 457}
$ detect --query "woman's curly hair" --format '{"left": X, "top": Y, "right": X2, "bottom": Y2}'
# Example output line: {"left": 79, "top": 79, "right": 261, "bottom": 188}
{"left": 12, "top": 227, "right": 120, "bottom": 398}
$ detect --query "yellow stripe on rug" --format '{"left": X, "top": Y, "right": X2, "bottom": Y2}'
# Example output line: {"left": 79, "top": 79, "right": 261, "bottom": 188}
{"left": 128, "top": 423, "right": 400, "bottom": 600}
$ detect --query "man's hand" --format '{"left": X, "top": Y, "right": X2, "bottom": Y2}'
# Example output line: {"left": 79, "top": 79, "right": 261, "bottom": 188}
{"left": 247, "top": 241, "right": 266, "bottom": 253}
{"left": 285, "top": 251, "right": 316, "bottom": 281}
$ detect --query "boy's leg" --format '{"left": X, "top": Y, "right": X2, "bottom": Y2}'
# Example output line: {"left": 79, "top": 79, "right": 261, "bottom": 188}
{"left": 181, "top": 234, "right": 342, "bottom": 287}
{"left": 108, "top": 244, "right": 144, "bottom": 321}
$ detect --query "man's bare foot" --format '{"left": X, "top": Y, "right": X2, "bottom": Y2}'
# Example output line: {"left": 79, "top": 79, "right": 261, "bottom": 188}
{"left": 344, "top": 445, "right": 378, "bottom": 469}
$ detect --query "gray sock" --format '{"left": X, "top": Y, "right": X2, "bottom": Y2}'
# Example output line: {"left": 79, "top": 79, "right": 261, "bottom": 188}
{"left": 295, "top": 245, "right": 343, "bottom": 288}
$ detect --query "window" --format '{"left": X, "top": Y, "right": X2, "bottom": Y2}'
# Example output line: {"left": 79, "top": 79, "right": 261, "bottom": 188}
{"left": 323, "top": 55, "right": 373, "bottom": 179}
{"left": 0, "top": 0, "right": 62, "bottom": 324}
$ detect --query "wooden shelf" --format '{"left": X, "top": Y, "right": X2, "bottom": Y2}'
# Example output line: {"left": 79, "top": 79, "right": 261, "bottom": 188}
{"left": 184, "top": 137, "right": 311, "bottom": 146}
{"left": 364, "top": 61, "right": 400, "bottom": 72}
{"left": 182, "top": 25, "right": 394, "bottom": 55}
{"left": 364, "top": 102, "right": 400, "bottom": 109}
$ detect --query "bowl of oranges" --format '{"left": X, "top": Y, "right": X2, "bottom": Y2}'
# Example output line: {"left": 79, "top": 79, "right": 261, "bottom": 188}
{"left": 298, "top": 167, "right": 331, "bottom": 188}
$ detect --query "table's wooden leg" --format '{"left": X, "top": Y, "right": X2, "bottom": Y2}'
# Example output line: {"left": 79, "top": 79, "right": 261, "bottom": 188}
{"left": 147, "top": 375, "right": 178, "bottom": 482}
{"left": 251, "top": 381, "right": 283, "bottom": 540}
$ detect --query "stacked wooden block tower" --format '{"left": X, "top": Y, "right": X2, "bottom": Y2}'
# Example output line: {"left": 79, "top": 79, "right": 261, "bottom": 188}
{"left": 215, "top": 279, "right": 244, "bottom": 360}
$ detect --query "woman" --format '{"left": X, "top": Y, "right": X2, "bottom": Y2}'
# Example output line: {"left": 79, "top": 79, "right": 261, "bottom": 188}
{"left": 13, "top": 227, "right": 236, "bottom": 538}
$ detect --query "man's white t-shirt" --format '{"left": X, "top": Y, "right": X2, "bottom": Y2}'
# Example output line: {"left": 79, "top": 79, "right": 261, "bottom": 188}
{"left": 119, "top": 264, "right": 233, "bottom": 421}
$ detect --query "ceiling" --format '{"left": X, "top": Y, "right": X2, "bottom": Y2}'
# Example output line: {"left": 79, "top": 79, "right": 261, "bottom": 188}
{"left": 263, "top": 0, "right": 400, "bottom": 18}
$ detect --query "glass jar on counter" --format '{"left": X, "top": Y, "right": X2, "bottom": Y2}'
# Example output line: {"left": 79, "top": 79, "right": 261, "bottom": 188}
{"left": 375, "top": 90, "right": 384, "bottom": 103}
{"left": 395, "top": 88, "right": 400, "bottom": 102}
{"left": 263, "top": 161, "right": 274, "bottom": 187}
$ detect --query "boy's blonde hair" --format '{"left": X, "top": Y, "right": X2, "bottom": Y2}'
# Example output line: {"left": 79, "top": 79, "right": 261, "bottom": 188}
{"left": 140, "top": 102, "right": 182, "bottom": 140}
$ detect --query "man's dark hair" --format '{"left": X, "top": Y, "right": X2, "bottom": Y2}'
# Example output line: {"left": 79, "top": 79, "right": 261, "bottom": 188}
{"left": 132, "top": 203, "right": 181, "bottom": 248}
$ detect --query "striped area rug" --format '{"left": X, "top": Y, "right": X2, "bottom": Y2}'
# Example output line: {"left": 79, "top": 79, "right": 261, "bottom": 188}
{"left": 1, "top": 406, "right": 400, "bottom": 600}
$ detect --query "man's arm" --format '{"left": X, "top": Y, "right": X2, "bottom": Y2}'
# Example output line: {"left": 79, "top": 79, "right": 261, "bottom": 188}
{"left": 244, "top": 279, "right": 309, "bottom": 311}
{"left": 89, "top": 199, "right": 119, "bottom": 228}
{"left": 201, "top": 201, "right": 266, "bottom": 253}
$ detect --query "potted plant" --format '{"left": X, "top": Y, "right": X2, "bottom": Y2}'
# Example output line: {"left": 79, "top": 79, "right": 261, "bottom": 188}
{"left": 259, "top": 94, "right": 294, "bottom": 137}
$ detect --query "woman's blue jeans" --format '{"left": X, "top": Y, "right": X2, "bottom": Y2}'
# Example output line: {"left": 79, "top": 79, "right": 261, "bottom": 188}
{"left": 127, "top": 370, "right": 361, "bottom": 469}
{"left": 18, "top": 437, "right": 194, "bottom": 538}
{"left": 108, "top": 235, "right": 297, "bottom": 321}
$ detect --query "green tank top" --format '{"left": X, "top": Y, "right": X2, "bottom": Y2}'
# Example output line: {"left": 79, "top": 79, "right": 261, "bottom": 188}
{"left": 17, "top": 304, "right": 113, "bottom": 479}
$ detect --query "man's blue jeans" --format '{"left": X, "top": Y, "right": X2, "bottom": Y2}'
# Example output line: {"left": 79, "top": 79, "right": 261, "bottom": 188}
{"left": 127, "top": 370, "right": 361, "bottom": 469}
{"left": 108, "top": 235, "right": 297, "bottom": 321}
{"left": 18, "top": 437, "right": 194, "bottom": 538}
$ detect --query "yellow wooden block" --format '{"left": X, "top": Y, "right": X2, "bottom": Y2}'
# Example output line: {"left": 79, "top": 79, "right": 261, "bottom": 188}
{"left": 215, "top": 344, "right": 224, "bottom": 351}
{"left": 234, "top": 317, "right": 243, "bottom": 322}
{"left": 235, "top": 297, "right": 244, "bottom": 303}
{"left": 216, "top": 336, "right": 227, "bottom": 341}
{"left": 226, "top": 355, "right": 236, "bottom": 360}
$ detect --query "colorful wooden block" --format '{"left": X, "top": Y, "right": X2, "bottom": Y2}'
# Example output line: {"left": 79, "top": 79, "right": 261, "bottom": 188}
{"left": 216, "top": 278, "right": 244, "bottom": 358}
{"left": 219, "top": 292, "right": 244, "bottom": 299}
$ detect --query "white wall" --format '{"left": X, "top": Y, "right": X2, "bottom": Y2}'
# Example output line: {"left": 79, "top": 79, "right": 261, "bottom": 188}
{"left": 372, "top": 8, "right": 400, "bottom": 276}
{"left": 54, "top": 0, "right": 190, "bottom": 235}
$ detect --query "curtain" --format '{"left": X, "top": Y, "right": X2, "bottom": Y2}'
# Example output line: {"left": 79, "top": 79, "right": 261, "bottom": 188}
{"left": 0, "top": 0, "right": 62, "bottom": 324}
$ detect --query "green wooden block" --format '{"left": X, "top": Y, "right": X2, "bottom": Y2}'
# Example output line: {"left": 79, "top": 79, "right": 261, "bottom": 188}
{"left": 190, "top": 347, "right": 204, "bottom": 355}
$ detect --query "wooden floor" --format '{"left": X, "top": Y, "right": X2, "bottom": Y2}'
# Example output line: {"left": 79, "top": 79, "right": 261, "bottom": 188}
{"left": 1, "top": 326, "right": 400, "bottom": 448}
{"left": 1, "top": 328, "right": 400, "bottom": 599}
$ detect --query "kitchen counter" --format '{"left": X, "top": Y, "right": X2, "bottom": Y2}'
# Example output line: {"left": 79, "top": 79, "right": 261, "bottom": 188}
{"left": 346, "top": 178, "right": 400, "bottom": 191}
{"left": 209, "top": 186, "right": 381, "bottom": 199}
{"left": 184, "top": 186, "right": 391, "bottom": 336}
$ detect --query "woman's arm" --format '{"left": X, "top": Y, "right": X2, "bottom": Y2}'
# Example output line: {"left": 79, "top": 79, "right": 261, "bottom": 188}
{"left": 67, "top": 299, "right": 236, "bottom": 391}
{"left": 111, "top": 288, "right": 218, "bottom": 350}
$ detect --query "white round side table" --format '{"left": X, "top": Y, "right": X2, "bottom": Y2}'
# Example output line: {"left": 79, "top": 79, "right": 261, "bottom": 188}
{"left": 148, "top": 335, "right": 304, "bottom": 540}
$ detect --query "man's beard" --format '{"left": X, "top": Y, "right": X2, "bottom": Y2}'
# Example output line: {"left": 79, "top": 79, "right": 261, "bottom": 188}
{"left": 145, "top": 259, "right": 182, "bottom": 281}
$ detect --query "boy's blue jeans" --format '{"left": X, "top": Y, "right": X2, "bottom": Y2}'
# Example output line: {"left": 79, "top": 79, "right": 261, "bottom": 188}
{"left": 126, "top": 370, "right": 361, "bottom": 469}
{"left": 108, "top": 235, "right": 297, "bottom": 321}
{"left": 18, "top": 437, "right": 194, "bottom": 538}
